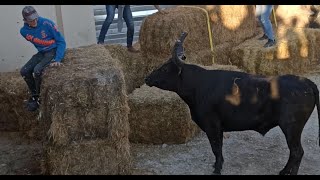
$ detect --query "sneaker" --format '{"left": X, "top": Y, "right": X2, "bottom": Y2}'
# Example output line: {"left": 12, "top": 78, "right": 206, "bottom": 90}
{"left": 26, "top": 96, "right": 39, "bottom": 112}
{"left": 258, "top": 34, "right": 268, "bottom": 40}
{"left": 264, "top": 39, "right": 276, "bottom": 48}
{"left": 97, "top": 41, "right": 104, "bottom": 45}
{"left": 127, "top": 46, "right": 140, "bottom": 53}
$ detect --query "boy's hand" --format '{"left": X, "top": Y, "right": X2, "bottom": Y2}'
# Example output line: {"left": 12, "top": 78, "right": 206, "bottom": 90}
{"left": 50, "top": 61, "right": 62, "bottom": 67}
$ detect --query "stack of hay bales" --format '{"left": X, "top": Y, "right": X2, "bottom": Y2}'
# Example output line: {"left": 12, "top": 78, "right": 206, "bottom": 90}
{"left": 128, "top": 84, "right": 200, "bottom": 144}
{"left": 40, "top": 45, "right": 131, "bottom": 175}
{"left": 231, "top": 27, "right": 320, "bottom": 75}
{"left": 139, "top": 5, "right": 257, "bottom": 68}
{"left": 104, "top": 44, "right": 147, "bottom": 94}
{"left": 0, "top": 72, "right": 39, "bottom": 139}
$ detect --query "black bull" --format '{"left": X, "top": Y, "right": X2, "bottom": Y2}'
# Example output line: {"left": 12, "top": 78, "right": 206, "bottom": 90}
{"left": 145, "top": 32, "right": 320, "bottom": 175}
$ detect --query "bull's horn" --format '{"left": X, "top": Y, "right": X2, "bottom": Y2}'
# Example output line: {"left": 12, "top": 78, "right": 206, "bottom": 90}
{"left": 172, "top": 32, "right": 188, "bottom": 67}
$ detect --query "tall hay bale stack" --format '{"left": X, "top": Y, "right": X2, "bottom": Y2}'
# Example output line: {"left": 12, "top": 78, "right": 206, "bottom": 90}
{"left": 104, "top": 44, "right": 147, "bottom": 94}
{"left": 128, "top": 84, "right": 200, "bottom": 144}
{"left": 40, "top": 45, "right": 131, "bottom": 175}
{"left": 139, "top": 6, "right": 213, "bottom": 70}
{"left": 0, "top": 72, "right": 39, "bottom": 138}
{"left": 231, "top": 27, "right": 320, "bottom": 76}
{"left": 274, "top": 5, "right": 312, "bottom": 28}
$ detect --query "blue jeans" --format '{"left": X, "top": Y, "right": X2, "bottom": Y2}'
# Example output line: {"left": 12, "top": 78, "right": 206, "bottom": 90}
{"left": 20, "top": 48, "right": 56, "bottom": 96}
{"left": 98, "top": 5, "right": 135, "bottom": 47}
{"left": 256, "top": 5, "right": 274, "bottom": 40}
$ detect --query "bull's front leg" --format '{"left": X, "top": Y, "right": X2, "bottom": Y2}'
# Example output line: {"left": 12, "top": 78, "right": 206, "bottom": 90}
{"left": 202, "top": 114, "right": 224, "bottom": 175}
{"left": 206, "top": 129, "right": 224, "bottom": 175}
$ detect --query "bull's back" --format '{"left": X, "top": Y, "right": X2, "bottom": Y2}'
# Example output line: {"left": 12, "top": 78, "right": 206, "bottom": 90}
{"left": 218, "top": 74, "right": 316, "bottom": 133}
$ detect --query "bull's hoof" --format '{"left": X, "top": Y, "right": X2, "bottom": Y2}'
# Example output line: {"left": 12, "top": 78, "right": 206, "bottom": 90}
{"left": 279, "top": 169, "right": 291, "bottom": 175}
{"left": 212, "top": 170, "right": 221, "bottom": 175}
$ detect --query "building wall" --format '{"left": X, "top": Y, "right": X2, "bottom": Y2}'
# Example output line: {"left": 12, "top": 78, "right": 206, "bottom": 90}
{"left": 59, "top": 5, "right": 97, "bottom": 48}
{"left": 0, "top": 5, "right": 96, "bottom": 72}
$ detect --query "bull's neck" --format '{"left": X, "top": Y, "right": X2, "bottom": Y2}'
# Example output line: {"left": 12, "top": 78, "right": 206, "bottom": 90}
{"left": 175, "top": 65, "right": 201, "bottom": 106}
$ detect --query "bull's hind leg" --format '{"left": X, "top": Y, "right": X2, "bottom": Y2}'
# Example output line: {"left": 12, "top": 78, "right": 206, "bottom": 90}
{"left": 279, "top": 123, "right": 305, "bottom": 175}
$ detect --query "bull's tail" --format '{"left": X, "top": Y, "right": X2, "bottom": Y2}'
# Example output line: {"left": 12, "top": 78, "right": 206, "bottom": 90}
{"left": 309, "top": 79, "right": 320, "bottom": 146}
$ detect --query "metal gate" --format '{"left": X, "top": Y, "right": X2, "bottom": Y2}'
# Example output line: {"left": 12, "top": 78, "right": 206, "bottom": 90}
{"left": 93, "top": 5, "right": 176, "bottom": 45}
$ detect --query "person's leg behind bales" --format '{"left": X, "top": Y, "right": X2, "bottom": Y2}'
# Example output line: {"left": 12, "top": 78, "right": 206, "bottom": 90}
{"left": 98, "top": 5, "right": 117, "bottom": 44}
{"left": 123, "top": 5, "right": 139, "bottom": 53}
{"left": 256, "top": 5, "right": 276, "bottom": 47}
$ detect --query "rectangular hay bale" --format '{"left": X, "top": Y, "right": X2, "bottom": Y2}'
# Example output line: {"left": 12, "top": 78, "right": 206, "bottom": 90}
{"left": 104, "top": 44, "right": 148, "bottom": 94}
{"left": 128, "top": 84, "right": 200, "bottom": 145}
{"left": 201, "top": 5, "right": 257, "bottom": 45}
{"left": 44, "top": 139, "right": 131, "bottom": 175}
{"left": 140, "top": 6, "right": 211, "bottom": 60}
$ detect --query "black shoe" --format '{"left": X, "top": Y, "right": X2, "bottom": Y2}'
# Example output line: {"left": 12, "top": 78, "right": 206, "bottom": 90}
{"left": 26, "top": 96, "right": 39, "bottom": 112}
{"left": 258, "top": 34, "right": 268, "bottom": 40}
{"left": 264, "top": 39, "right": 276, "bottom": 48}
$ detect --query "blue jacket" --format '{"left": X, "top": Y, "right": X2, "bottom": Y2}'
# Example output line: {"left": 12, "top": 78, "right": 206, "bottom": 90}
{"left": 20, "top": 17, "right": 66, "bottom": 62}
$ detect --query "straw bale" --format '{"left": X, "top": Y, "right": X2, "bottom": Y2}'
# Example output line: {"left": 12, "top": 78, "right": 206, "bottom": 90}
{"left": 200, "top": 5, "right": 258, "bottom": 45}
{"left": 43, "top": 139, "right": 131, "bottom": 175}
{"left": 128, "top": 84, "right": 200, "bottom": 144}
{"left": 231, "top": 27, "right": 320, "bottom": 76}
{"left": 187, "top": 49, "right": 214, "bottom": 66}
{"left": 203, "top": 5, "right": 257, "bottom": 65}
{"left": 274, "top": 5, "right": 312, "bottom": 28}
{"left": 104, "top": 44, "right": 147, "bottom": 94}
{"left": 212, "top": 42, "right": 234, "bottom": 65}
{"left": 40, "top": 45, "right": 131, "bottom": 174}
{"left": 139, "top": 6, "right": 211, "bottom": 60}
{"left": 0, "top": 71, "right": 40, "bottom": 138}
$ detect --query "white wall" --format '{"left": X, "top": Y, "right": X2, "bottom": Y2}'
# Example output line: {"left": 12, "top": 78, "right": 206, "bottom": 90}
{"left": 0, "top": 5, "right": 97, "bottom": 72}
{"left": 60, "top": 5, "right": 97, "bottom": 48}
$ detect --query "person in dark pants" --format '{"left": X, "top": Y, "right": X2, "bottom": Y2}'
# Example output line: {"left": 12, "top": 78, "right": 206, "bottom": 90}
{"left": 256, "top": 5, "right": 276, "bottom": 48}
{"left": 20, "top": 6, "right": 66, "bottom": 111}
{"left": 97, "top": 5, "right": 163, "bottom": 53}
